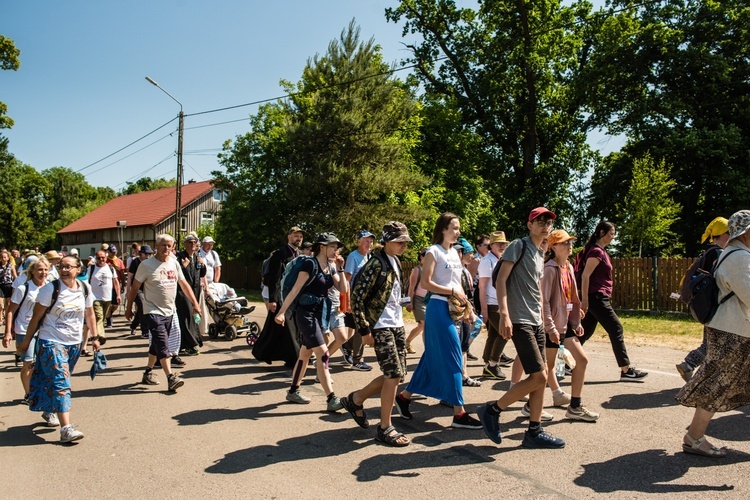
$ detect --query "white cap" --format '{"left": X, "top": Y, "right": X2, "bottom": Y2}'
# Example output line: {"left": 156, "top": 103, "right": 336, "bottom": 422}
{"left": 202, "top": 236, "right": 215, "bottom": 243}
{"left": 69, "top": 248, "right": 79, "bottom": 256}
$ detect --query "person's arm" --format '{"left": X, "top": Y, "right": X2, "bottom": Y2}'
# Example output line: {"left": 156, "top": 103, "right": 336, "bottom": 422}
{"left": 494, "top": 260, "right": 515, "bottom": 340}
{"left": 178, "top": 277, "right": 201, "bottom": 314}
{"left": 274, "top": 271, "right": 310, "bottom": 326}
{"left": 125, "top": 278, "right": 143, "bottom": 321}
{"left": 580, "top": 256, "right": 601, "bottom": 315}
{"left": 265, "top": 250, "right": 283, "bottom": 312}
{"left": 16, "top": 302, "right": 47, "bottom": 353}
{"left": 541, "top": 266, "right": 559, "bottom": 344}
{"left": 406, "top": 267, "right": 418, "bottom": 312}
{"left": 332, "top": 255, "right": 348, "bottom": 295}
{"left": 467, "top": 257, "right": 480, "bottom": 279}
{"left": 478, "top": 277, "right": 490, "bottom": 320}
{"left": 11, "top": 265, "right": 17, "bottom": 279}
{"left": 350, "top": 257, "right": 379, "bottom": 338}
{"left": 568, "top": 263, "right": 584, "bottom": 334}
{"left": 83, "top": 305, "right": 101, "bottom": 352}
{"left": 3, "top": 301, "right": 19, "bottom": 347}
{"left": 213, "top": 266, "right": 221, "bottom": 284}
{"left": 113, "top": 275, "right": 122, "bottom": 304}
{"left": 420, "top": 252, "right": 467, "bottom": 304}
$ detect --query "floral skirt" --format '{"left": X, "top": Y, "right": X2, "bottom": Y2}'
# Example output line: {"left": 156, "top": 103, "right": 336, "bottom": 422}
{"left": 29, "top": 339, "right": 81, "bottom": 414}
{"left": 676, "top": 326, "right": 750, "bottom": 412}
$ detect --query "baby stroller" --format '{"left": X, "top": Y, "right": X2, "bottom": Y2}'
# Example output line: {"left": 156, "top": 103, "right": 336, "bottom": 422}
{"left": 205, "top": 283, "right": 261, "bottom": 344}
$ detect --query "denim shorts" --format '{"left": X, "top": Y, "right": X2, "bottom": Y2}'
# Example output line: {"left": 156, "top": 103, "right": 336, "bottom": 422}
{"left": 328, "top": 309, "right": 345, "bottom": 330}
{"left": 15, "top": 333, "right": 36, "bottom": 363}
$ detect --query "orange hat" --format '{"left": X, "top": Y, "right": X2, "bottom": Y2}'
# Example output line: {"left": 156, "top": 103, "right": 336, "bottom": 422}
{"left": 547, "top": 229, "right": 576, "bottom": 247}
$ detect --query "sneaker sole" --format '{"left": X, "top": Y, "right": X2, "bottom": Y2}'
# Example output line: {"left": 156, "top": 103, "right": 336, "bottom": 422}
{"left": 521, "top": 438, "right": 565, "bottom": 449}
{"left": 394, "top": 401, "right": 413, "bottom": 420}
{"left": 168, "top": 380, "right": 185, "bottom": 392}
{"left": 476, "top": 405, "right": 502, "bottom": 444}
{"left": 451, "top": 422, "right": 483, "bottom": 430}
{"left": 565, "top": 413, "right": 599, "bottom": 422}
{"left": 61, "top": 433, "right": 84, "bottom": 443}
{"left": 520, "top": 411, "right": 554, "bottom": 422}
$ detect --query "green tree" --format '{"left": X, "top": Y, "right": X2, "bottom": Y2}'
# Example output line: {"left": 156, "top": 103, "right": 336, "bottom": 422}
{"left": 0, "top": 34, "right": 21, "bottom": 133}
{"left": 386, "top": 0, "right": 599, "bottom": 234}
{"left": 0, "top": 158, "right": 42, "bottom": 248}
{"left": 215, "top": 21, "right": 435, "bottom": 261}
{"left": 617, "top": 155, "right": 681, "bottom": 257}
{"left": 118, "top": 177, "right": 176, "bottom": 195}
{"left": 584, "top": 0, "right": 750, "bottom": 254}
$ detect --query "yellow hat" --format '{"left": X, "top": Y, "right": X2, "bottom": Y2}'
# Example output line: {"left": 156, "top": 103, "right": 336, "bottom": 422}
{"left": 489, "top": 231, "right": 508, "bottom": 244}
{"left": 701, "top": 217, "right": 729, "bottom": 244}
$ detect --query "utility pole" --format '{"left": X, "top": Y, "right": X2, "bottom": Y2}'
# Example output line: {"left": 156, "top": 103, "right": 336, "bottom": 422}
{"left": 145, "top": 76, "right": 184, "bottom": 247}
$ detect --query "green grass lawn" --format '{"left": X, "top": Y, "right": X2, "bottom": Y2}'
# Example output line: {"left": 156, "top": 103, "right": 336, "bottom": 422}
{"left": 234, "top": 288, "right": 702, "bottom": 350}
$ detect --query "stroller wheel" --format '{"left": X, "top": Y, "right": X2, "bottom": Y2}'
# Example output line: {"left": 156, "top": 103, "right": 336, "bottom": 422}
{"left": 248, "top": 322, "right": 260, "bottom": 336}
{"left": 224, "top": 324, "right": 237, "bottom": 341}
{"left": 246, "top": 332, "right": 259, "bottom": 347}
{"left": 208, "top": 323, "right": 219, "bottom": 339}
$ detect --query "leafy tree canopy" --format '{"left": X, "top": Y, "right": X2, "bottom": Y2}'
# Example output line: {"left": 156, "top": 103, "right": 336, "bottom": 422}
{"left": 118, "top": 177, "right": 176, "bottom": 196}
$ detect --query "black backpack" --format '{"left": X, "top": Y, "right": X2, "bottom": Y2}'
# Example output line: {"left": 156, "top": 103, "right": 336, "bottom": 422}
{"left": 687, "top": 248, "right": 743, "bottom": 324}
{"left": 678, "top": 245, "right": 721, "bottom": 305}
{"left": 492, "top": 238, "right": 528, "bottom": 288}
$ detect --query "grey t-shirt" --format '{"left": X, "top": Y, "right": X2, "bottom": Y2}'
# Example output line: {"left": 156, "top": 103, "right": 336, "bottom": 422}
{"left": 502, "top": 236, "right": 544, "bottom": 325}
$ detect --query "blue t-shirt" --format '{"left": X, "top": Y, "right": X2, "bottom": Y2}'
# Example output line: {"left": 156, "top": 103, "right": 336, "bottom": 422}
{"left": 345, "top": 250, "right": 369, "bottom": 284}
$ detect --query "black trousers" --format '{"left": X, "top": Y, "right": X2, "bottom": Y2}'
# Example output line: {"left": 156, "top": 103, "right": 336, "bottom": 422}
{"left": 580, "top": 292, "right": 630, "bottom": 368}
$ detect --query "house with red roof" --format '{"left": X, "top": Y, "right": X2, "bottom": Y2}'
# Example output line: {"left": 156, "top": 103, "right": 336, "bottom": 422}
{"left": 58, "top": 180, "right": 223, "bottom": 258}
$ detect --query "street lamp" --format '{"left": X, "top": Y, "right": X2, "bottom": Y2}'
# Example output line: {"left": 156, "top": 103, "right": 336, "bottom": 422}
{"left": 145, "top": 76, "right": 184, "bottom": 243}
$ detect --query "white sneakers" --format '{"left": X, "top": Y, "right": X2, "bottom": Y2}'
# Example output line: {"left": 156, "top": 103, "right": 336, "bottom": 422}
{"left": 60, "top": 425, "right": 84, "bottom": 443}
{"left": 42, "top": 412, "right": 60, "bottom": 427}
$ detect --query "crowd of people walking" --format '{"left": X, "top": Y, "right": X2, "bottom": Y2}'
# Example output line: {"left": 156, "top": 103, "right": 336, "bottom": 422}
{"left": 2, "top": 208, "right": 748, "bottom": 457}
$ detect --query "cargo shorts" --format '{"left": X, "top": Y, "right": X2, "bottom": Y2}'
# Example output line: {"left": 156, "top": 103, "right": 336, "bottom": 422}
{"left": 372, "top": 326, "right": 407, "bottom": 380}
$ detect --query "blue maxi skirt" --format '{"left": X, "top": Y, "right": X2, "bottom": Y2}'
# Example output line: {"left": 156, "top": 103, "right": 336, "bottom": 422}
{"left": 406, "top": 298, "right": 464, "bottom": 406}
{"left": 29, "top": 339, "right": 81, "bottom": 414}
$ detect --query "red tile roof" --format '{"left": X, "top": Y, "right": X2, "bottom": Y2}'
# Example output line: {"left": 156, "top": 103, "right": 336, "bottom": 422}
{"left": 58, "top": 181, "right": 214, "bottom": 234}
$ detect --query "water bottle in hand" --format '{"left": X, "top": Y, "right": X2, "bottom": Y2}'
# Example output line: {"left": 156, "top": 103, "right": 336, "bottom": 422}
{"left": 193, "top": 312, "right": 202, "bottom": 325}
{"left": 555, "top": 344, "right": 566, "bottom": 379}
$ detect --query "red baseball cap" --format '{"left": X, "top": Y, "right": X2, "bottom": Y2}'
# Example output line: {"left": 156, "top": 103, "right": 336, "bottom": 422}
{"left": 528, "top": 207, "right": 556, "bottom": 222}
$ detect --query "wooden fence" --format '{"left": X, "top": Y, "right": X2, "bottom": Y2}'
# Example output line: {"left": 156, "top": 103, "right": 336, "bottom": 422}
{"left": 221, "top": 257, "right": 696, "bottom": 314}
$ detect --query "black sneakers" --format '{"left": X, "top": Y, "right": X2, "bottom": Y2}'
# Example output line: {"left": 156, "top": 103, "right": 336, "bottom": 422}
{"left": 620, "top": 367, "right": 648, "bottom": 381}
{"left": 451, "top": 412, "right": 482, "bottom": 429}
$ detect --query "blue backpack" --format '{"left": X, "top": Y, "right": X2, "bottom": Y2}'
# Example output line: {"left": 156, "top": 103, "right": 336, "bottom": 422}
{"left": 280, "top": 255, "right": 321, "bottom": 312}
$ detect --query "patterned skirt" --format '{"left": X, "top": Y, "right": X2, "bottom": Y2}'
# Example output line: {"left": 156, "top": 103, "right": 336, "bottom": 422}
{"left": 29, "top": 339, "right": 81, "bottom": 414}
{"left": 676, "top": 326, "right": 750, "bottom": 412}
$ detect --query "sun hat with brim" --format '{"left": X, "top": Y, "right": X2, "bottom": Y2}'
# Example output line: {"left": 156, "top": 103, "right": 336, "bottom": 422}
{"left": 701, "top": 216, "right": 729, "bottom": 244}
{"left": 202, "top": 236, "right": 215, "bottom": 244}
{"left": 489, "top": 231, "right": 508, "bottom": 244}
{"left": 315, "top": 232, "right": 344, "bottom": 248}
{"left": 288, "top": 226, "right": 304, "bottom": 235}
{"left": 547, "top": 229, "right": 577, "bottom": 247}
{"left": 528, "top": 207, "right": 556, "bottom": 222}
{"left": 727, "top": 210, "right": 750, "bottom": 242}
{"left": 44, "top": 250, "right": 62, "bottom": 260}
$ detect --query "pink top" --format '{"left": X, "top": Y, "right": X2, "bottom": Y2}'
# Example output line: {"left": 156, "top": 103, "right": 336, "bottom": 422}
{"left": 542, "top": 260, "right": 582, "bottom": 338}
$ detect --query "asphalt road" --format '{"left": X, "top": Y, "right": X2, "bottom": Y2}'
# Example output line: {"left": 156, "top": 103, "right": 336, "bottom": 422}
{"left": 1, "top": 307, "right": 748, "bottom": 499}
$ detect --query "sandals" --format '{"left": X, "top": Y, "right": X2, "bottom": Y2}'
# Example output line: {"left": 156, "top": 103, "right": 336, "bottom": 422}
{"left": 341, "top": 392, "right": 369, "bottom": 429}
{"left": 463, "top": 377, "right": 482, "bottom": 387}
{"left": 683, "top": 433, "right": 727, "bottom": 458}
{"left": 376, "top": 425, "right": 410, "bottom": 447}
{"left": 81, "top": 349, "right": 92, "bottom": 357}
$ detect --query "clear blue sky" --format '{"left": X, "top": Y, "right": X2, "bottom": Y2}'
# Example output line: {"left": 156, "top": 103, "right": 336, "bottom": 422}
{"left": 2, "top": 0, "right": 617, "bottom": 190}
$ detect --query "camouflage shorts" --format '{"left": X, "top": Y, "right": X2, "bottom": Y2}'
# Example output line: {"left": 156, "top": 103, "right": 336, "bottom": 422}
{"left": 372, "top": 327, "right": 407, "bottom": 380}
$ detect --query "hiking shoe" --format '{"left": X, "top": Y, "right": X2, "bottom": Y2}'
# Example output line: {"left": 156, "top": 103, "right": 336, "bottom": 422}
{"left": 552, "top": 391, "right": 571, "bottom": 408}
{"left": 565, "top": 405, "right": 600, "bottom": 422}
{"left": 60, "top": 425, "right": 84, "bottom": 443}
{"left": 142, "top": 370, "right": 159, "bottom": 385}
{"left": 620, "top": 367, "right": 648, "bottom": 381}
{"left": 466, "top": 351, "right": 478, "bottom": 361}
{"left": 341, "top": 346, "right": 353, "bottom": 365}
{"left": 522, "top": 430, "right": 565, "bottom": 449}
{"left": 184, "top": 347, "right": 200, "bottom": 356}
{"left": 394, "top": 395, "right": 413, "bottom": 420}
{"left": 521, "top": 403, "right": 554, "bottom": 422}
{"left": 498, "top": 354, "right": 514, "bottom": 367}
{"left": 168, "top": 373, "right": 185, "bottom": 392}
{"left": 327, "top": 396, "right": 344, "bottom": 412}
{"left": 286, "top": 390, "right": 311, "bottom": 404}
{"left": 351, "top": 361, "right": 373, "bottom": 372}
{"left": 676, "top": 362, "right": 693, "bottom": 382}
{"left": 452, "top": 412, "right": 483, "bottom": 429}
{"left": 482, "top": 364, "right": 507, "bottom": 380}
{"left": 477, "top": 403, "right": 502, "bottom": 444}
{"left": 42, "top": 412, "right": 60, "bottom": 427}
{"left": 171, "top": 355, "right": 186, "bottom": 367}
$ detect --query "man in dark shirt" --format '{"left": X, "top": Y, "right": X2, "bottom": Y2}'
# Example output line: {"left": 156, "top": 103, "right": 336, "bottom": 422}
{"left": 127, "top": 244, "right": 153, "bottom": 336}
{"left": 176, "top": 233, "right": 206, "bottom": 355}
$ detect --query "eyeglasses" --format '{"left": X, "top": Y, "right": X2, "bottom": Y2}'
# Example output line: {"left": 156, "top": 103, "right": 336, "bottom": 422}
{"left": 555, "top": 240, "right": 574, "bottom": 246}
{"left": 60, "top": 265, "right": 80, "bottom": 271}
{"left": 476, "top": 243, "right": 489, "bottom": 248}
{"left": 534, "top": 219, "right": 555, "bottom": 228}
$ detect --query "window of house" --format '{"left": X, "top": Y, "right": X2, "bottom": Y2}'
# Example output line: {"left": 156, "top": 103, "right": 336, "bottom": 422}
{"left": 212, "top": 189, "right": 227, "bottom": 202}
{"left": 200, "top": 212, "right": 214, "bottom": 224}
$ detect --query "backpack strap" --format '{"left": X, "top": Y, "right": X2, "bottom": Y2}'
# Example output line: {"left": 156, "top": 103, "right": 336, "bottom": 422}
{"left": 713, "top": 248, "right": 745, "bottom": 305}
{"left": 492, "top": 237, "right": 528, "bottom": 287}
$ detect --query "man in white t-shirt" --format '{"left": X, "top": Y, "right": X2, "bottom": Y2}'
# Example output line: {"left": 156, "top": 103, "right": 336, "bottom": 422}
{"left": 198, "top": 236, "right": 221, "bottom": 284}
{"left": 88, "top": 250, "right": 121, "bottom": 341}
{"left": 478, "top": 231, "right": 510, "bottom": 379}
{"left": 126, "top": 234, "right": 201, "bottom": 392}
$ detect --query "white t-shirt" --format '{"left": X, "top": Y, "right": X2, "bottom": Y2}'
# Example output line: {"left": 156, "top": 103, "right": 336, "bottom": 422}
{"left": 88, "top": 264, "right": 116, "bottom": 301}
{"left": 12, "top": 274, "right": 27, "bottom": 290}
{"left": 47, "top": 266, "right": 59, "bottom": 282}
{"left": 374, "top": 254, "right": 404, "bottom": 329}
{"left": 426, "top": 244, "right": 463, "bottom": 302}
{"left": 36, "top": 280, "right": 94, "bottom": 345}
{"left": 135, "top": 256, "right": 185, "bottom": 317}
{"left": 10, "top": 280, "right": 43, "bottom": 336}
{"left": 199, "top": 248, "right": 222, "bottom": 284}
{"left": 477, "top": 252, "right": 499, "bottom": 306}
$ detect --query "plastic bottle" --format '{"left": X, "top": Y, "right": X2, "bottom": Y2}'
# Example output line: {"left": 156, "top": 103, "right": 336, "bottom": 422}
{"left": 471, "top": 315, "right": 483, "bottom": 339}
{"left": 193, "top": 312, "right": 202, "bottom": 325}
{"left": 555, "top": 344, "right": 566, "bottom": 379}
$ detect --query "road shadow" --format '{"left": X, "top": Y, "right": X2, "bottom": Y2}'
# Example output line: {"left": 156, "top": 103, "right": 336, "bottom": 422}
{"left": 601, "top": 388, "right": 680, "bottom": 410}
{"left": 174, "top": 402, "right": 334, "bottom": 426}
{"left": 0, "top": 423, "right": 59, "bottom": 447}
{"left": 574, "top": 448, "right": 750, "bottom": 493}
{"left": 710, "top": 407, "right": 750, "bottom": 442}
{"left": 72, "top": 382, "right": 156, "bottom": 398}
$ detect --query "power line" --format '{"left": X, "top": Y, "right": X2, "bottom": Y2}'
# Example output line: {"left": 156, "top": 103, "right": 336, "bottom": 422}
{"left": 77, "top": 117, "right": 177, "bottom": 173}
{"left": 112, "top": 153, "right": 175, "bottom": 189}
{"left": 84, "top": 130, "right": 177, "bottom": 177}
